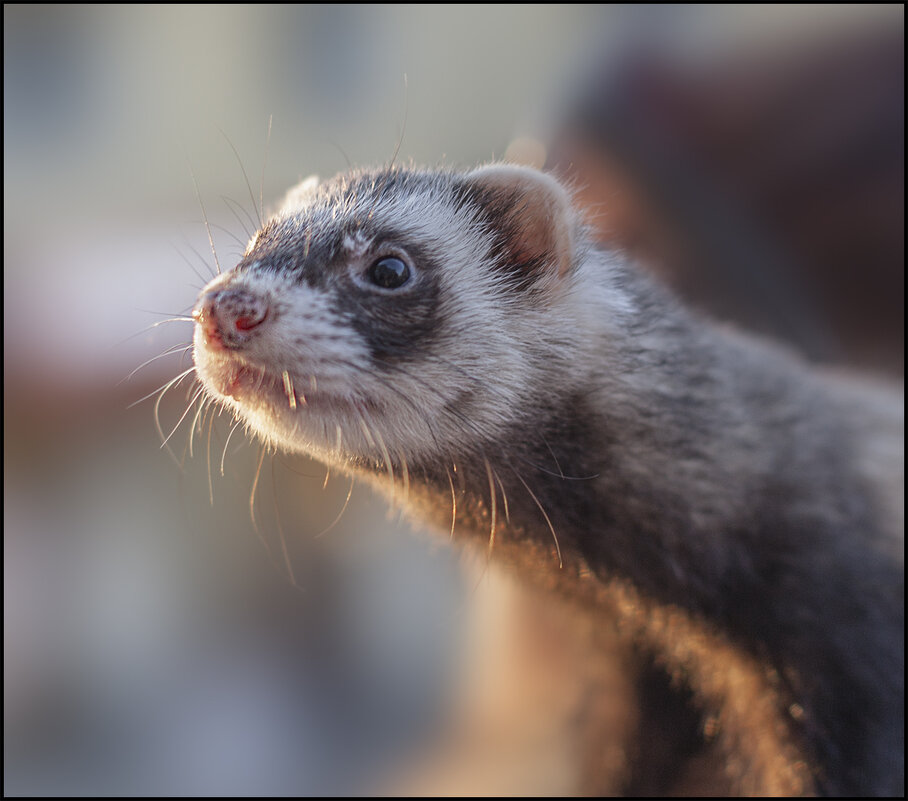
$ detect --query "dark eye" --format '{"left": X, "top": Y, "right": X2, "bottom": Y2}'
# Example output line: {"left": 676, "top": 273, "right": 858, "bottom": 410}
{"left": 367, "top": 256, "right": 411, "bottom": 289}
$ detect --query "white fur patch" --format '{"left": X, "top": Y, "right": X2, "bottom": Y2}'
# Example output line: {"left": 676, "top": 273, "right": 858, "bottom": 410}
{"left": 342, "top": 231, "right": 373, "bottom": 258}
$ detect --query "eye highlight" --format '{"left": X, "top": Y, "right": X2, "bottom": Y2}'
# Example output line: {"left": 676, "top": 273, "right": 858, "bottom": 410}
{"left": 367, "top": 256, "right": 411, "bottom": 289}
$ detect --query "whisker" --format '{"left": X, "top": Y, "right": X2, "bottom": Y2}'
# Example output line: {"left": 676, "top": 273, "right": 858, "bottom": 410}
{"left": 220, "top": 128, "right": 264, "bottom": 230}
{"left": 493, "top": 467, "right": 511, "bottom": 524}
{"left": 221, "top": 416, "right": 243, "bottom": 476}
{"left": 181, "top": 236, "right": 219, "bottom": 282}
{"left": 135, "top": 308, "right": 195, "bottom": 319}
{"left": 398, "top": 449, "right": 411, "bottom": 518}
{"left": 516, "top": 457, "right": 600, "bottom": 482}
{"left": 314, "top": 473, "right": 355, "bottom": 539}
{"left": 271, "top": 458, "right": 299, "bottom": 587}
{"left": 542, "top": 437, "right": 566, "bottom": 479}
{"left": 129, "top": 365, "right": 196, "bottom": 409}
{"left": 357, "top": 413, "right": 376, "bottom": 448}
{"left": 330, "top": 138, "right": 353, "bottom": 170}
{"left": 187, "top": 163, "right": 221, "bottom": 276}
{"left": 187, "top": 391, "right": 209, "bottom": 458}
{"left": 206, "top": 403, "right": 216, "bottom": 506}
{"left": 249, "top": 445, "right": 274, "bottom": 558}
{"left": 445, "top": 465, "right": 458, "bottom": 541}
{"left": 149, "top": 368, "right": 198, "bottom": 468}
{"left": 353, "top": 406, "right": 396, "bottom": 504}
{"left": 372, "top": 420, "right": 396, "bottom": 501}
{"left": 510, "top": 466, "right": 563, "bottom": 568}
{"left": 260, "top": 114, "right": 272, "bottom": 228}
{"left": 161, "top": 385, "right": 206, "bottom": 449}
{"left": 222, "top": 194, "right": 256, "bottom": 241}
{"left": 357, "top": 405, "right": 397, "bottom": 508}
{"left": 484, "top": 457, "right": 498, "bottom": 561}
{"left": 366, "top": 74, "right": 408, "bottom": 221}
{"left": 113, "top": 316, "right": 195, "bottom": 351}
{"left": 172, "top": 239, "right": 216, "bottom": 285}
{"left": 208, "top": 221, "right": 247, "bottom": 250}
{"left": 120, "top": 343, "right": 193, "bottom": 385}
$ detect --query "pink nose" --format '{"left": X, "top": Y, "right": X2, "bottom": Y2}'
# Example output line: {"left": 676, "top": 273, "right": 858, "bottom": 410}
{"left": 193, "top": 287, "right": 269, "bottom": 350}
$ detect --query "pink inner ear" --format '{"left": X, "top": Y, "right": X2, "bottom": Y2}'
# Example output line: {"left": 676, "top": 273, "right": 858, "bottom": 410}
{"left": 507, "top": 188, "right": 574, "bottom": 279}
{"left": 469, "top": 166, "right": 575, "bottom": 279}
{"left": 515, "top": 192, "right": 562, "bottom": 270}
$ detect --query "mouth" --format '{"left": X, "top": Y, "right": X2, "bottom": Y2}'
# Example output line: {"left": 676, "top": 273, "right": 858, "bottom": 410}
{"left": 196, "top": 348, "right": 376, "bottom": 422}
{"left": 201, "top": 357, "right": 306, "bottom": 411}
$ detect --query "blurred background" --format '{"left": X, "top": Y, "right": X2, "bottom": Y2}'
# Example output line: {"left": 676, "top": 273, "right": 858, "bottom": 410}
{"left": 4, "top": 5, "right": 903, "bottom": 796}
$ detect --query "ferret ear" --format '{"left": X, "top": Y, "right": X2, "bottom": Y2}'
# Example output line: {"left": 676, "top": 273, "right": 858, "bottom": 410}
{"left": 280, "top": 174, "right": 320, "bottom": 212}
{"left": 464, "top": 164, "right": 576, "bottom": 280}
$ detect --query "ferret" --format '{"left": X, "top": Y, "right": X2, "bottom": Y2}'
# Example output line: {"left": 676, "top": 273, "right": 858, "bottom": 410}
{"left": 190, "top": 163, "right": 904, "bottom": 796}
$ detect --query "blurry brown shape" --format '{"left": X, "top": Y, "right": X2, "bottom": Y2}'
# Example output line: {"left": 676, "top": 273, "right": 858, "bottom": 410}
{"left": 549, "top": 25, "right": 904, "bottom": 375}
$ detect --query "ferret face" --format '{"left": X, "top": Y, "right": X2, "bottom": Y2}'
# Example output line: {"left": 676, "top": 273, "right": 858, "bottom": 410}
{"left": 192, "top": 165, "right": 582, "bottom": 468}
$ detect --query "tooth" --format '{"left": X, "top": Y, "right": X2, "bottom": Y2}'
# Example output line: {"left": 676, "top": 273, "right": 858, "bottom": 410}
{"left": 282, "top": 370, "right": 297, "bottom": 410}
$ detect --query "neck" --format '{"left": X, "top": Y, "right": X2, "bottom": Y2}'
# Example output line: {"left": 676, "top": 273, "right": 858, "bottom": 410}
{"left": 357, "top": 331, "right": 902, "bottom": 795}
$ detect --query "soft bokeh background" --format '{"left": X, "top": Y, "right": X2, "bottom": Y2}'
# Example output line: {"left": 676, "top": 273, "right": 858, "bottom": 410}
{"left": 4, "top": 5, "right": 903, "bottom": 796}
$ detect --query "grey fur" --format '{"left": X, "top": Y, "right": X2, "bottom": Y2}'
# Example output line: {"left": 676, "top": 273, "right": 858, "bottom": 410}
{"left": 192, "top": 164, "right": 904, "bottom": 796}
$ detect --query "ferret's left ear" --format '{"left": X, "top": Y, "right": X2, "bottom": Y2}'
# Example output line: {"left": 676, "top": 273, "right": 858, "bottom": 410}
{"left": 464, "top": 164, "right": 576, "bottom": 280}
{"left": 279, "top": 174, "right": 320, "bottom": 213}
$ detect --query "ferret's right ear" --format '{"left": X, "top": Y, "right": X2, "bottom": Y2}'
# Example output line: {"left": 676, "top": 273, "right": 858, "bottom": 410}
{"left": 280, "top": 175, "right": 320, "bottom": 212}
{"left": 464, "top": 164, "right": 576, "bottom": 281}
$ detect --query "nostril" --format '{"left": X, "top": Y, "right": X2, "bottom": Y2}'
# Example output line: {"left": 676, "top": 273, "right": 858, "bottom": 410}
{"left": 235, "top": 309, "right": 268, "bottom": 331}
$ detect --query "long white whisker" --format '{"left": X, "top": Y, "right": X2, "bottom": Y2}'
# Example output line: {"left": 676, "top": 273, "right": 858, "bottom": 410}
{"left": 222, "top": 194, "right": 255, "bottom": 241}
{"left": 208, "top": 220, "right": 247, "bottom": 250}
{"left": 172, "top": 239, "right": 215, "bottom": 285}
{"left": 120, "top": 343, "right": 193, "bottom": 385}
{"left": 357, "top": 412, "right": 376, "bottom": 448}
{"left": 445, "top": 465, "right": 457, "bottom": 541}
{"left": 249, "top": 445, "right": 273, "bottom": 558}
{"left": 188, "top": 160, "right": 221, "bottom": 275}
{"left": 315, "top": 474, "right": 355, "bottom": 539}
{"left": 221, "top": 416, "right": 243, "bottom": 476}
{"left": 260, "top": 114, "right": 272, "bottom": 229}
{"left": 271, "top": 458, "right": 299, "bottom": 587}
{"left": 206, "top": 404, "right": 216, "bottom": 506}
{"left": 484, "top": 457, "right": 498, "bottom": 561}
{"left": 181, "top": 237, "right": 218, "bottom": 282}
{"left": 493, "top": 467, "right": 511, "bottom": 524}
{"left": 372, "top": 425, "right": 396, "bottom": 503}
{"left": 130, "top": 366, "right": 196, "bottom": 409}
{"left": 220, "top": 128, "right": 263, "bottom": 230}
{"left": 357, "top": 405, "right": 396, "bottom": 507}
{"left": 188, "top": 391, "right": 209, "bottom": 458}
{"left": 148, "top": 368, "right": 198, "bottom": 468}
{"left": 397, "top": 449, "right": 410, "bottom": 523}
{"left": 366, "top": 80, "right": 407, "bottom": 222}
{"left": 162, "top": 385, "right": 206, "bottom": 449}
{"left": 135, "top": 308, "right": 195, "bottom": 319}
{"left": 114, "top": 315, "right": 194, "bottom": 350}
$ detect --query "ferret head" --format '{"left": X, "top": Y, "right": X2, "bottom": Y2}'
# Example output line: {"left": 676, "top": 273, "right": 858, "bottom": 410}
{"left": 192, "top": 164, "right": 588, "bottom": 469}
